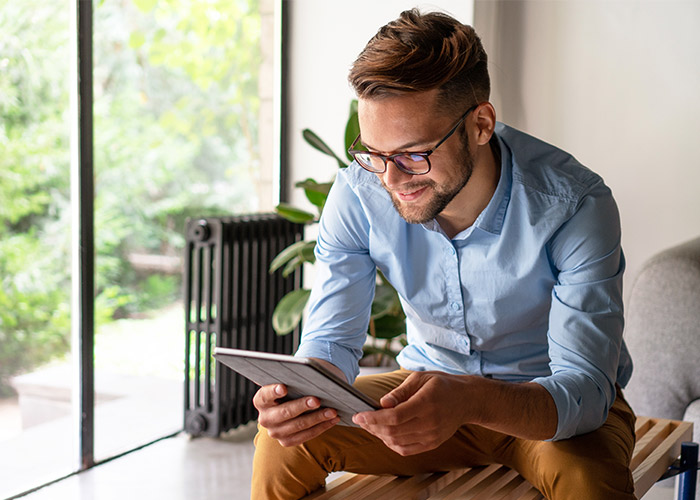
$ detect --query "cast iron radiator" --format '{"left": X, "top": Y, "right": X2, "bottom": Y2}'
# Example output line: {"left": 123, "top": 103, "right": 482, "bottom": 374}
{"left": 183, "top": 214, "right": 304, "bottom": 436}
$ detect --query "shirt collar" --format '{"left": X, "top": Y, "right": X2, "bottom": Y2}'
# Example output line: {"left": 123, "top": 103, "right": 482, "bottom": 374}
{"left": 419, "top": 124, "right": 512, "bottom": 238}
{"left": 471, "top": 126, "right": 512, "bottom": 236}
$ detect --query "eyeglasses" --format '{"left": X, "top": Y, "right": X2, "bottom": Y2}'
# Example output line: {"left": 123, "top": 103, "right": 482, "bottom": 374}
{"left": 348, "top": 104, "right": 478, "bottom": 176}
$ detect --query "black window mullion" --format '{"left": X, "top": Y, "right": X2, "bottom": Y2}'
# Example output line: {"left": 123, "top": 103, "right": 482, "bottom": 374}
{"left": 73, "top": 0, "right": 95, "bottom": 471}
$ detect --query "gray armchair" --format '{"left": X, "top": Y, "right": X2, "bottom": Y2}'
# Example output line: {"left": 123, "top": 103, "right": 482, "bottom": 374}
{"left": 624, "top": 236, "right": 700, "bottom": 444}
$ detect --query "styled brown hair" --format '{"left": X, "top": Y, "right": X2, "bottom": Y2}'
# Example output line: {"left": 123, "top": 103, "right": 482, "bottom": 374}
{"left": 348, "top": 9, "right": 489, "bottom": 112}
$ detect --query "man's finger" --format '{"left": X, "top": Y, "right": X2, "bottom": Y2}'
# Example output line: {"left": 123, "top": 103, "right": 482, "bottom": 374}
{"left": 352, "top": 407, "right": 418, "bottom": 429}
{"left": 258, "top": 396, "right": 322, "bottom": 428}
{"left": 268, "top": 407, "right": 338, "bottom": 440}
{"left": 379, "top": 373, "right": 423, "bottom": 408}
{"left": 274, "top": 414, "right": 341, "bottom": 447}
{"left": 253, "top": 384, "right": 287, "bottom": 409}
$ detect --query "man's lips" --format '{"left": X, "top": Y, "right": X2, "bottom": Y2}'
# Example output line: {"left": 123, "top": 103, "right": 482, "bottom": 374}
{"left": 394, "top": 185, "right": 429, "bottom": 202}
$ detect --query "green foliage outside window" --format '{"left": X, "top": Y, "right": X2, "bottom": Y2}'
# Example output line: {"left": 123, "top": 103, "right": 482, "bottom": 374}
{"left": 0, "top": 0, "right": 262, "bottom": 394}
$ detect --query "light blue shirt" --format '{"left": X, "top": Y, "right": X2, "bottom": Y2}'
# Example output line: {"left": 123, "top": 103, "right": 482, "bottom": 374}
{"left": 296, "top": 122, "right": 633, "bottom": 440}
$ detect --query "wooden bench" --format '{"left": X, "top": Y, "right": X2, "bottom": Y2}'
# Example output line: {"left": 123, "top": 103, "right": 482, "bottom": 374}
{"left": 304, "top": 417, "right": 695, "bottom": 500}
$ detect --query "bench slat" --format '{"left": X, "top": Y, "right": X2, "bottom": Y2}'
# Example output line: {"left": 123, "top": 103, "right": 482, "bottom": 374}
{"left": 429, "top": 465, "right": 503, "bottom": 500}
{"left": 633, "top": 420, "right": 693, "bottom": 497}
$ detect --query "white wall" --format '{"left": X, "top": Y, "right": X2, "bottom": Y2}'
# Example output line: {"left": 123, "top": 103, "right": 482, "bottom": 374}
{"left": 286, "top": 0, "right": 700, "bottom": 299}
{"left": 286, "top": 1, "right": 474, "bottom": 211}
{"left": 474, "top": 1, "right": 700, "bottom": 294}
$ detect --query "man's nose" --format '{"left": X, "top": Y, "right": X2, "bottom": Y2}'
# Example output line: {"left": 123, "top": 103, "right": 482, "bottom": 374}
{"left": 381, "top": 159, "right": 414, "bottom": 189}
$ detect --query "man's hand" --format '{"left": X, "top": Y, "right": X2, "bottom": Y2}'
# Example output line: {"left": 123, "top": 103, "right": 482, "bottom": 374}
{"left": 253, "top": 358, "right": 345, "bottom": 447}
{"left": 351, "top": 371, "right": 558, "bottom": 456}
{"left": 351, "top": 371, "right": 468, "bottom": 456}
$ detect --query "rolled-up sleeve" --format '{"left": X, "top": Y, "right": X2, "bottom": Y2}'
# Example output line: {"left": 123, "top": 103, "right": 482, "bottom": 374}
{"left": 531, "top": 180, "right": 626, "bottom": 440}
{"left": 294, "top": 169, "right": 376, "bottom": 384}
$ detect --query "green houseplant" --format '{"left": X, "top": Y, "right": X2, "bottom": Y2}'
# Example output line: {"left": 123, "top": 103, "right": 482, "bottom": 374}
{"left": 269, "top": 101, "right": 406, "bottom": 365}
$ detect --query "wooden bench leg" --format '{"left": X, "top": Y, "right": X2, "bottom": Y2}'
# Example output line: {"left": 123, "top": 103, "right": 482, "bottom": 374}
{"left": 678, "top": 442, "right": 698, "bottom": 500}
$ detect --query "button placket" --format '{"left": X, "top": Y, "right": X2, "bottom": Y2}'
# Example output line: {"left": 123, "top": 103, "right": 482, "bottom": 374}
{"left": 443, "top": 242, "right": 466, "bottom": 339}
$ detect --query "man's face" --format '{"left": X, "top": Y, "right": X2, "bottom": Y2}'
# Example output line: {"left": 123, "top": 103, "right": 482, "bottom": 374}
{"left": 357, "top": 91, "right": 474, "bottom": 224}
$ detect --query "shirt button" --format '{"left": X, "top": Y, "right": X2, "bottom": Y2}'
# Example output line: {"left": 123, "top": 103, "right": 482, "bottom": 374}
{"left": 450, "top": 302, "right": 460, "bottom": 311}
{"left": 450, "top": 247, "right": 456, "bottom": 255}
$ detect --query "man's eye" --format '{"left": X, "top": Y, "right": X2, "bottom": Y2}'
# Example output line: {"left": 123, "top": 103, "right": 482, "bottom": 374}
{"left": 402, "top": 154, "right": 427, "bottom": 162}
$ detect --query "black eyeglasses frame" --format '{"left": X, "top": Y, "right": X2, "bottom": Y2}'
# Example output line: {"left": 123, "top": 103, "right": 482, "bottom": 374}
{"left": 347, "top": 104, "right": 479, "bottom": 176}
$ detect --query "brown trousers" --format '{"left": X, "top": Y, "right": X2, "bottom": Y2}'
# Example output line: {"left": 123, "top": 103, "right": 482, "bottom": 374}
{"left": 252, "top": 369, "right": 637, "bottom": 500}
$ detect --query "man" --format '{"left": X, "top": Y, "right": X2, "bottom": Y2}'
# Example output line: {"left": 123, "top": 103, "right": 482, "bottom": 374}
{"left": 252, "top": 9, "right": 635, "bottom": 500}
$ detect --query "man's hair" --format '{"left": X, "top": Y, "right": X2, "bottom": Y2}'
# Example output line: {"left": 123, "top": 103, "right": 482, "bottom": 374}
{"left": 348, "top": 9, "right": 489, "bottom": 112}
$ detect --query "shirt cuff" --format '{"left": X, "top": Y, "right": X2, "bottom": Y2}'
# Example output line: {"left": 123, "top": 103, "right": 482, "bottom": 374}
{"left": 531, "top": 374, "right": 610, "bottom": 441}
{"left": 295, "top": 339, "right": 361, "bottom": 384}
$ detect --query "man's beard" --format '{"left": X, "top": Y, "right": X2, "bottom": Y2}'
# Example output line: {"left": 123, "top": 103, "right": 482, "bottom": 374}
{"left": 383, "top": 142, "right": 474, "bottom": 224}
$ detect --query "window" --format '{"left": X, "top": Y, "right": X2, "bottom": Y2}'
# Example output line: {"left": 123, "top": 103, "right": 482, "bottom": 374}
{"left": 0, "top": 0, "right": 279, "bottom": 496}
{"left": 0, "top": 0, "right": 74, "bottom": 493}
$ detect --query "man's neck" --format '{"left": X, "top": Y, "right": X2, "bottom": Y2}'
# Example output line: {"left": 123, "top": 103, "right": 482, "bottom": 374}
{"left": 436, "top": 138, "right": 501, "bottom": 239}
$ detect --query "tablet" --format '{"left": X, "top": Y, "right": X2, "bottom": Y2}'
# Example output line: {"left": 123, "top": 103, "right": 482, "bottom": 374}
{"left": 213, "top": 347, "right": 380, "bottom": 427}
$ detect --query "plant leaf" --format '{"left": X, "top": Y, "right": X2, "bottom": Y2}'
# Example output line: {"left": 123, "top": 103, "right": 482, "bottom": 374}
{"left": 133, "top": 0, "right": 158, "bottom": 12}
{"left": 281, "top": 255, "right": 304, "bottom": 278}
{"left": 370, "top": 313, "right": 406, "bottom": 339}
{"left": 371, "top": 282, "right": 404, "bottom": 319}
{"left": 302, "top": 129, "right": 347, "bottom": 169}
{"left": 295, "top": 179, "right": 333, "bottom": 209}
{"left": 275, "top": 203, "right": 316, "bottom": 224}
{"left": 269, "top": 240, "right": 316, "bottom": 274}
{"left": 281, "top": 245, "right": 316, "bottom": 277}
{"left": 371, "top": 283, "right": 400, "bottom": 319}
{"left": 272, "top": 289, "right": 311, "bottom": 335}
{"left": 129, "top": 31, "right": 146, "bottom": 49}
{"left": 294, "top": 179, "right": 334, "bottom": 195}
{"left": 344, "top": 100, "right": 360, "bottom": 163}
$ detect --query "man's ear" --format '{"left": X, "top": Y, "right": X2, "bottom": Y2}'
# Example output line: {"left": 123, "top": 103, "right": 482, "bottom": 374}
{"left": 473, "top": 102, "right": 497, "bottom": 146}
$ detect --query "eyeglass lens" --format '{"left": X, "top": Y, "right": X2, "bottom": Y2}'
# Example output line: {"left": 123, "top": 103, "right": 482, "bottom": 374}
{"left": 354, "top": 152, "right": 429, "bottom": 174}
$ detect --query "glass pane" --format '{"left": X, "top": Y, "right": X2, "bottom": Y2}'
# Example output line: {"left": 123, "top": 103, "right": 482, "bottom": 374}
{"left": 0, "top": 0, "right": 74, "bottom": 497}
{"left": 92, "top": 0, "right": 265, "bottom": 459}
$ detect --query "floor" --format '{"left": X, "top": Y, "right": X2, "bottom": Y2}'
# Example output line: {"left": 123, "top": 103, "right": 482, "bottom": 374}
{"left": 9, "top": 422, "right": 680, "bottom": 500}
{"left": 15, "top": 424, "right": 259, "bottom": 500}
{"left": 1, "top": 371, "right": 182, "bottom": 500}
